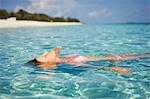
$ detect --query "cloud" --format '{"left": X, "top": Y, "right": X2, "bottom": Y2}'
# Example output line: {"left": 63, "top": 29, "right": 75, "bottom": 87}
{"left": 14, "top": 6, "right": 25, "bottom": 12}
{"left": 24, "top": 0, "right": 77, "bottom": 16}
{"left": 88, "top": 8, "right": 112, "bottom": 18}
{"left": 88, "top": 11, "right": 98, "bottom": 17}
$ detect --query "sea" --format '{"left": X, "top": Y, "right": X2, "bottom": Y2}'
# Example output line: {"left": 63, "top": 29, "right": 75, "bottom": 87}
{"left": 0, "top": 24, "right": 150, "bottom": 99}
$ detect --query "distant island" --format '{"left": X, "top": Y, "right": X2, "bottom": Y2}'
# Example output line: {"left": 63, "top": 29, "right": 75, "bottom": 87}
{"left": 0, "top": 9, "right": 80, "bottom": 22}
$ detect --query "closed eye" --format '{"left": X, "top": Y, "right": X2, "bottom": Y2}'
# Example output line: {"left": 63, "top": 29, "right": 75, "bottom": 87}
{"left": 41, "top": 55, "right": 47, "bottom": 59}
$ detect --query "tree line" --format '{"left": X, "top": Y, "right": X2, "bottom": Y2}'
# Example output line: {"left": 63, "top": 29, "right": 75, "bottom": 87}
{"left": 0, "top": 9, "right": 80, "bottom": 22}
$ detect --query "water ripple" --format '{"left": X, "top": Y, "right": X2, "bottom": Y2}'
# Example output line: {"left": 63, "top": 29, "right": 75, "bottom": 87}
{"left": 0, "top": 24, "right": 150, "bottom": 98}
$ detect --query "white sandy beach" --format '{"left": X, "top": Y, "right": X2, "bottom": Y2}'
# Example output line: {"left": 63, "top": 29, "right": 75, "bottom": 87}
{"left": 0, "top": 19, "right": 82, "bottom": 28}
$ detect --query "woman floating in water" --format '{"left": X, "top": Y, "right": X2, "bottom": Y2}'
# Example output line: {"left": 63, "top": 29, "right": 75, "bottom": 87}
{"left": 32, "top": 48, "right": 150, "bottom": 74}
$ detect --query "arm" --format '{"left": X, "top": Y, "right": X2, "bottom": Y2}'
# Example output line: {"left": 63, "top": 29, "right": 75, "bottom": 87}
{"left": 84, "top": 53, "right": 150, "bottom": 61}
{"left": 69, "top": 62, "right": 131, "bottom": 74}
{"left": 108, "top": 53, "right": 150, "bottom": 60}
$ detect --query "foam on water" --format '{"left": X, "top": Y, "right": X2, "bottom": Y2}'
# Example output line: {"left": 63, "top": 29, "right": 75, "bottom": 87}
{"left": 0, "top": 24, "right": 150, "bottom": 98}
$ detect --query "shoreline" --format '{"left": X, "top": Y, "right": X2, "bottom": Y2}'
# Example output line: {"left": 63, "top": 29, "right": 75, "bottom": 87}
{"left": 0, "top": 20, "right": 82, "bottom": 28}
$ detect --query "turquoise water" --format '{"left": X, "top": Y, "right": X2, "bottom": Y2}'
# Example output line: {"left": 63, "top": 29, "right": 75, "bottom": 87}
{"left": 0, "top": 24, "right": 150, "bottom": 99}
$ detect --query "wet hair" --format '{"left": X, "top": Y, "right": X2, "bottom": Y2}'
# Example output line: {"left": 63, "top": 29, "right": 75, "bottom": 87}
{"left": 28, "top": 58, "right": 40, "bottom": 64}
{"left": 32, "top": 58, "right": 38, "bottom": 63}
{"left": 25, "top": 58, "right": 44, "bottom": 69}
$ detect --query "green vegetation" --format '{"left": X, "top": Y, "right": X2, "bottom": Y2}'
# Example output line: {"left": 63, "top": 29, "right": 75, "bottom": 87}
{"left": 0, "top": 9, "right": 80, "bottom": 22}
{"left": 0, "top": 9, "right": 9, "bottom": 19}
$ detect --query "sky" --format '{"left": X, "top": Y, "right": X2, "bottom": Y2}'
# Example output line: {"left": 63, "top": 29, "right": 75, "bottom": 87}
{"left": 0, "top": 0, "right": 149, "bottom": 23}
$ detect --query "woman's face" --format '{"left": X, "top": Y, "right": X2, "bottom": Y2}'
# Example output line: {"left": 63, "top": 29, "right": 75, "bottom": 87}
{"left": 35, "top": 48, "right": 61, "bottom": 63}
{"left": 36, "top": 51, "right": 56, "bottom": 63}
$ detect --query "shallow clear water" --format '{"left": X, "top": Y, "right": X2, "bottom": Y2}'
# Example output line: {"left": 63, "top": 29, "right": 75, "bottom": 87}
{"left": 0, "top": 24, "right": 150, "bottom": 99}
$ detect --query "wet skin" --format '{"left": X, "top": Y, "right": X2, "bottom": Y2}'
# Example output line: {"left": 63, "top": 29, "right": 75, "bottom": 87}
{"left": 34, "top": 48, "right": 150, "bottom": 74}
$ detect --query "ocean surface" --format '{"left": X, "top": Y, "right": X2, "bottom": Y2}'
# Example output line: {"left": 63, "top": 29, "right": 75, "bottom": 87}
{"left": 0, "top": 24, "right": 150, "bottom": 99}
